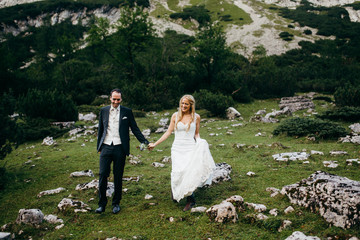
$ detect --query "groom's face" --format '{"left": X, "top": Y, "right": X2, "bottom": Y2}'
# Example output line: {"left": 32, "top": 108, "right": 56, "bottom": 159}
{"left": 110, "top": 92, "right": 122, "bottom": 108}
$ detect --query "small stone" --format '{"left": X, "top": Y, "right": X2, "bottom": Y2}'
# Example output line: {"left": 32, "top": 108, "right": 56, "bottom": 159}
{"left": 246, "top": 171, "right": 255, "bottom": 177}
{"left": 145, "top": 194, "right": 153, "bottom": 200}
{"left": 191, "top": 207, "right": 207, "bottom": 213}
{"left": 55, "top": 224, "right": 64, "bottom": 230}
{"left": 284, "top": 206, "right": 295, "bottom": 214}
{"left": 246, "top": 203, "right": 266, "bottom": 212}
{"left": 257, "top": 213, "right": 268, "bottom": 220}
{"left": 323, "top": 161, "right": 338, "bottom": 168}
{"left": 152, "top": 162, "right": 165, "bottom": 168}
{"left": 269, "top": 209, "right": 278, "bottom": 216}
{"left": 278, "top": 220, "right": 292, "bottom": 232}
{"left": 169, "top": 217, "right": 175, "bottom": 222}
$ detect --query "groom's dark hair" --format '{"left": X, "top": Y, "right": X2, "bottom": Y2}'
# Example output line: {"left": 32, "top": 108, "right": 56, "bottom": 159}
{"left": 110, "top": 88, "right": 122, "bottom": 95}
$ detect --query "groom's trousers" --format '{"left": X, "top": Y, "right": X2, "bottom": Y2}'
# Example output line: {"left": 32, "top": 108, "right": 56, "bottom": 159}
{"left": 98, "top": 143, "right": 126, "bottom": 207}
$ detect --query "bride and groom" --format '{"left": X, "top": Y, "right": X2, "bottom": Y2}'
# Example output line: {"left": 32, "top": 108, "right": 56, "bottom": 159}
{"left": 96, "top": 89, "right": 215, "bottom": 214}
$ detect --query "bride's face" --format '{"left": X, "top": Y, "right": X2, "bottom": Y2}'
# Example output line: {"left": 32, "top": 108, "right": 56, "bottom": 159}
{"left": 181, "top": 98, "right": 191, "bottom": 114}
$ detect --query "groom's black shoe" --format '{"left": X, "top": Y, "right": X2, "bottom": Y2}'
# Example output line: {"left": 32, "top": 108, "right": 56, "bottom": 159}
{"left": 112, "top": 204, "right": 121, "bottom": 214}
{"left": 95, "top": 206, "right": 105, "bottom": 213}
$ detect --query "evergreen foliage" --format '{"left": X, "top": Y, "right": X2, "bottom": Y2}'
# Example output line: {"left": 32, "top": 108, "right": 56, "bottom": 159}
{"left": 0, "top": 92, "right": 18, "bottom": 160}
{"left": 273, "top": 118, "right": 348, "bottom": 139}
{"left": 334, "top": 83, "right": 360, "bottom": 107}
{"left": 193, "top": 89, "right": 235, "bottom": 117}
{"left": 18, "top": 89, "right": 78, "bottom": 121}
{"left": 318, "top": 106, "right": 360, "bottom": 122}
{"left": 170, "top": 6, "right": 211, "bottom": 26}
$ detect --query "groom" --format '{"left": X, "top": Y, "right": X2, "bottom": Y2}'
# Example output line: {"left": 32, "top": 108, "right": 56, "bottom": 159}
{"left": 96, "top": 88, "right": 149, "bottom": 214}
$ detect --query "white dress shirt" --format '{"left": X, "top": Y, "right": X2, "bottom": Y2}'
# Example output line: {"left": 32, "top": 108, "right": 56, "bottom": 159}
{"left": 103, "top": 106, "right": 122, "bottom": 145}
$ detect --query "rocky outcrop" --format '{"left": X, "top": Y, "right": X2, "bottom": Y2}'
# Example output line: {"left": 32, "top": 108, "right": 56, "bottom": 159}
{"left": 16, "top": 209, "right": 44, "bottom": 225}
{"left": 281, "top": 171, "right": 360, "bottom": 229}
{"left": 279, "top": 96, "right": 315, "bottom": 113}
{"left": 206, "top": 200, "right": 238, "bottom": 223}
{"left": 226, "top": 107, "right": 242, "bottom": 120}
{"left": 261, "top": 0, "right": 356, "bottom": 8}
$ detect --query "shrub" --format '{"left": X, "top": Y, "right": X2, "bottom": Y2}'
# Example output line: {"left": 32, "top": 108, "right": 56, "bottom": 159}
{"left": 334, "top": 83, "right": 360, "bottom": 107}
{"left": 17, "top": 117, "right": 68, "bottom": 143}
{"left": 78, "top": 105, "right": 101, "bottom": 114}
{"left": 279, "top": 31, "right": 293, "bottom": 41}
{"left": 170, "top": 5, "right": 211, "bottom": 26}
{"left": 304, "top": 29, "right": 312, "bottom": 35}
{"left": 18, "top": 89, "right": 78, "bottom": 121}
{"left": 313, "top": 96, "right": 332, "bottom": 102}
{"left": 317, "top": 106, "right": 360, "bottom": 122}
{"left": 273, "top": 118, "right": 348, "bottom": 139}
{"left": 193, "top": 89, "right": 235, "bottom": 117}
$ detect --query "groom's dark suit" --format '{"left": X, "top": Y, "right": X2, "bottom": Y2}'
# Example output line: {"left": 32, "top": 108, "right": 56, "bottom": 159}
{"left": 97, "top": 105, "right": 149, "bottom": 208}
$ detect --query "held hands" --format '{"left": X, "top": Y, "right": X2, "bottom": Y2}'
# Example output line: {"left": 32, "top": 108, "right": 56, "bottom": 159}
{"left": 147, "top": 143, "right": 156, "bottom": 151}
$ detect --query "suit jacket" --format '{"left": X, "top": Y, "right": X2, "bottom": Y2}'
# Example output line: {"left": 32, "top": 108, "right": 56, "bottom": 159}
{"left": 97, "top": 105, "right": 149, "bottom": 155}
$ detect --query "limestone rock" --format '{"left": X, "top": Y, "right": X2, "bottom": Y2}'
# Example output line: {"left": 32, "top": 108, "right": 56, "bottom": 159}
{"left": 191, "top": 206, "right": 207, "bottom": 213}
{"left": 69, "top": 128, "right": 84, "bottom": 136}
{"left": 310, "top": 150, "right": 324, "bottom": 155}
{"left": 246, "top": 171, "right": 256, "bottom": 177}
{"left": 281, "top": 171, "right": 360, "bottom": 229}
{"left": 152, "top": 162, "right": 165, "bottom": 168}
{"left": 161, "top": 156, "right": 171, "bottom": 163}
{"left": 142, "top": 129, "right": 151, "bottom": 137}
{"left": 225, "top": 195, "right": 245, "bottom": 211}
{"left": 278, "top": 220, "right": 292, "bottom": 232}
{"left": 51, "top": 121, "right": 75, "bottom": 128}
{"left": 75, "top": 179, "right": 115, "bottom": 197}
{"left": 44, "top": 214, "right": 64, "bottom": 224}
{"left": 78, "top": 112, "right": 97, "bottom": 121}
{"left": 206, "top": 201, "right": 238, "bottom": 223}
{"left": 285, "top": 231, "right": 320, "bottom": 240}
{"left": 329, "top": 150, "right": 348, "bottom": 156}
{"left": 57, "top": 198, "right": 90, "bottom": 212}
{"left": 266, "top": 187, "right": 280, "bottom": 197}
{"left": 349, "top": 123, "right": 360, "bottom": 133}
{"left": 257, "top": 213, "right": 268, "bottom": 220}
{"left": 284, "top": 206, "right": 295, "bottom": 214}
{"left": 145, "top": 194, "right": 153, "bottom": 200}
{"left": 346, "top": 159, "right": 360, "bottom": 165}
{"left": 246, "top": 203, "right": 267, "bottom": 212}
{"left": 272, "top": 152, "right": 309, "bottom": 161}
{"left": 70, "top": 169, "right": 94, "bottom": 177}
{"left": 269, "top": 208, "right": 278, "bottom": 216}
{"left": 16, "top": 209, "right": 44, "bottom": 225}
{"left": 38, "top": 187, "right": 66, "bottom": 198}
{"left": 226, "top": 107, "right": 241, "bottom": 120}
{"left": 42, "top": 136, "right": 56, "bottom": 146}
{"left": 212, "top": 163, "right": 232, "bottom": 184}
{"left": 323, "top": 160, "right": 338, "bottom": 168}
{"left": 279, "top": 96, "right": 315, "bottom": 113}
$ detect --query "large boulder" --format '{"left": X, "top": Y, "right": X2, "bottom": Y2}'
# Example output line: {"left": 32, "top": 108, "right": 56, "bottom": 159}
{"left": 226, "top": 107, "right": 241, "bottom": 120}
{"left": 16, "top": 209, "right": 44, "bottom": 225}
{"left": 281, "top": 171, "right": 360, "bottom": 229}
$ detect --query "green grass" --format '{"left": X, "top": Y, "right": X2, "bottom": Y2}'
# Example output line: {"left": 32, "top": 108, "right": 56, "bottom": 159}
{"left": 1, "top": 98, "right": 359, "bottom": 239}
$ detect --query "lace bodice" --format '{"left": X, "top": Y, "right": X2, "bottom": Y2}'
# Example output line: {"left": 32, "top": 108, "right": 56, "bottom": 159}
{"left": 174, "top": 114, "right": 196, "bottom": 142}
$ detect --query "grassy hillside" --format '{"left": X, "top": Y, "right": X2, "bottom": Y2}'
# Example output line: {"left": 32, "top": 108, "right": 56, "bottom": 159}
{"left": 0, "top": 98, "right": 359, "bottom": 239}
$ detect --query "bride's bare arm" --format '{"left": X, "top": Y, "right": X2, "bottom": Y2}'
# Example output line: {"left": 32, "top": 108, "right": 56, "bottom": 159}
{"left": 148, "top": 113, "right": 177, "bottom": 150}
{"left": 195, "top": 113, "right": 200, "bottom": 139}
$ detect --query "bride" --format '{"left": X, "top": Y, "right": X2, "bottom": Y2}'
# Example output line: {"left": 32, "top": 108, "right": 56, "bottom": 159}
{"left": 148, "top": 95, "right": 216, "bottom": 211}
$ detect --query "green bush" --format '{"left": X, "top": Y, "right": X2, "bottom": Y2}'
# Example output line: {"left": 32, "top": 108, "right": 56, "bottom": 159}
{"left": 273, "top": 118, "right": 348, "bottom": 139}
{"left": 133, "top": 110, "right": 146, "bottom": 118}
{"left": 317, "top": 106, "right": 360, "bottom": 122}
{"left": 334, "top": 83, "right": 360, "bottom": 107}
{"left": 279, "top": 31, "right": 293, "bottom": 41}
{"left": 78, "top": 105, "right": 101, "bottom": 114}
{"left": 170, "top": 5, "right": 211, "bottom": 26}
{"left": 17, "top": 117, "right": 68, "bottom": 143}
{"left": 313, "top": 96, "right": 332, "bottom": 102}
{"left": 193, "top": 89, "right": 235, "bottom": 117}
{"left": 304, "top": 29, "right": 312, "bottom": 35}
{"left": 18, "top": 89, "right": 78, "bottom": 121}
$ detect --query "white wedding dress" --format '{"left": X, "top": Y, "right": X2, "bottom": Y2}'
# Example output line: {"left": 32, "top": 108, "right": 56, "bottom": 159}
{"left": 171, "top": 113, "right": 216, "bottom": 202}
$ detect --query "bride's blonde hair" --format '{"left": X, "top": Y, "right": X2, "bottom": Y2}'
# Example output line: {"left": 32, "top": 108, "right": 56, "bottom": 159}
{"left": 176, "top": 95, "right": 196, "bottom": 131}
